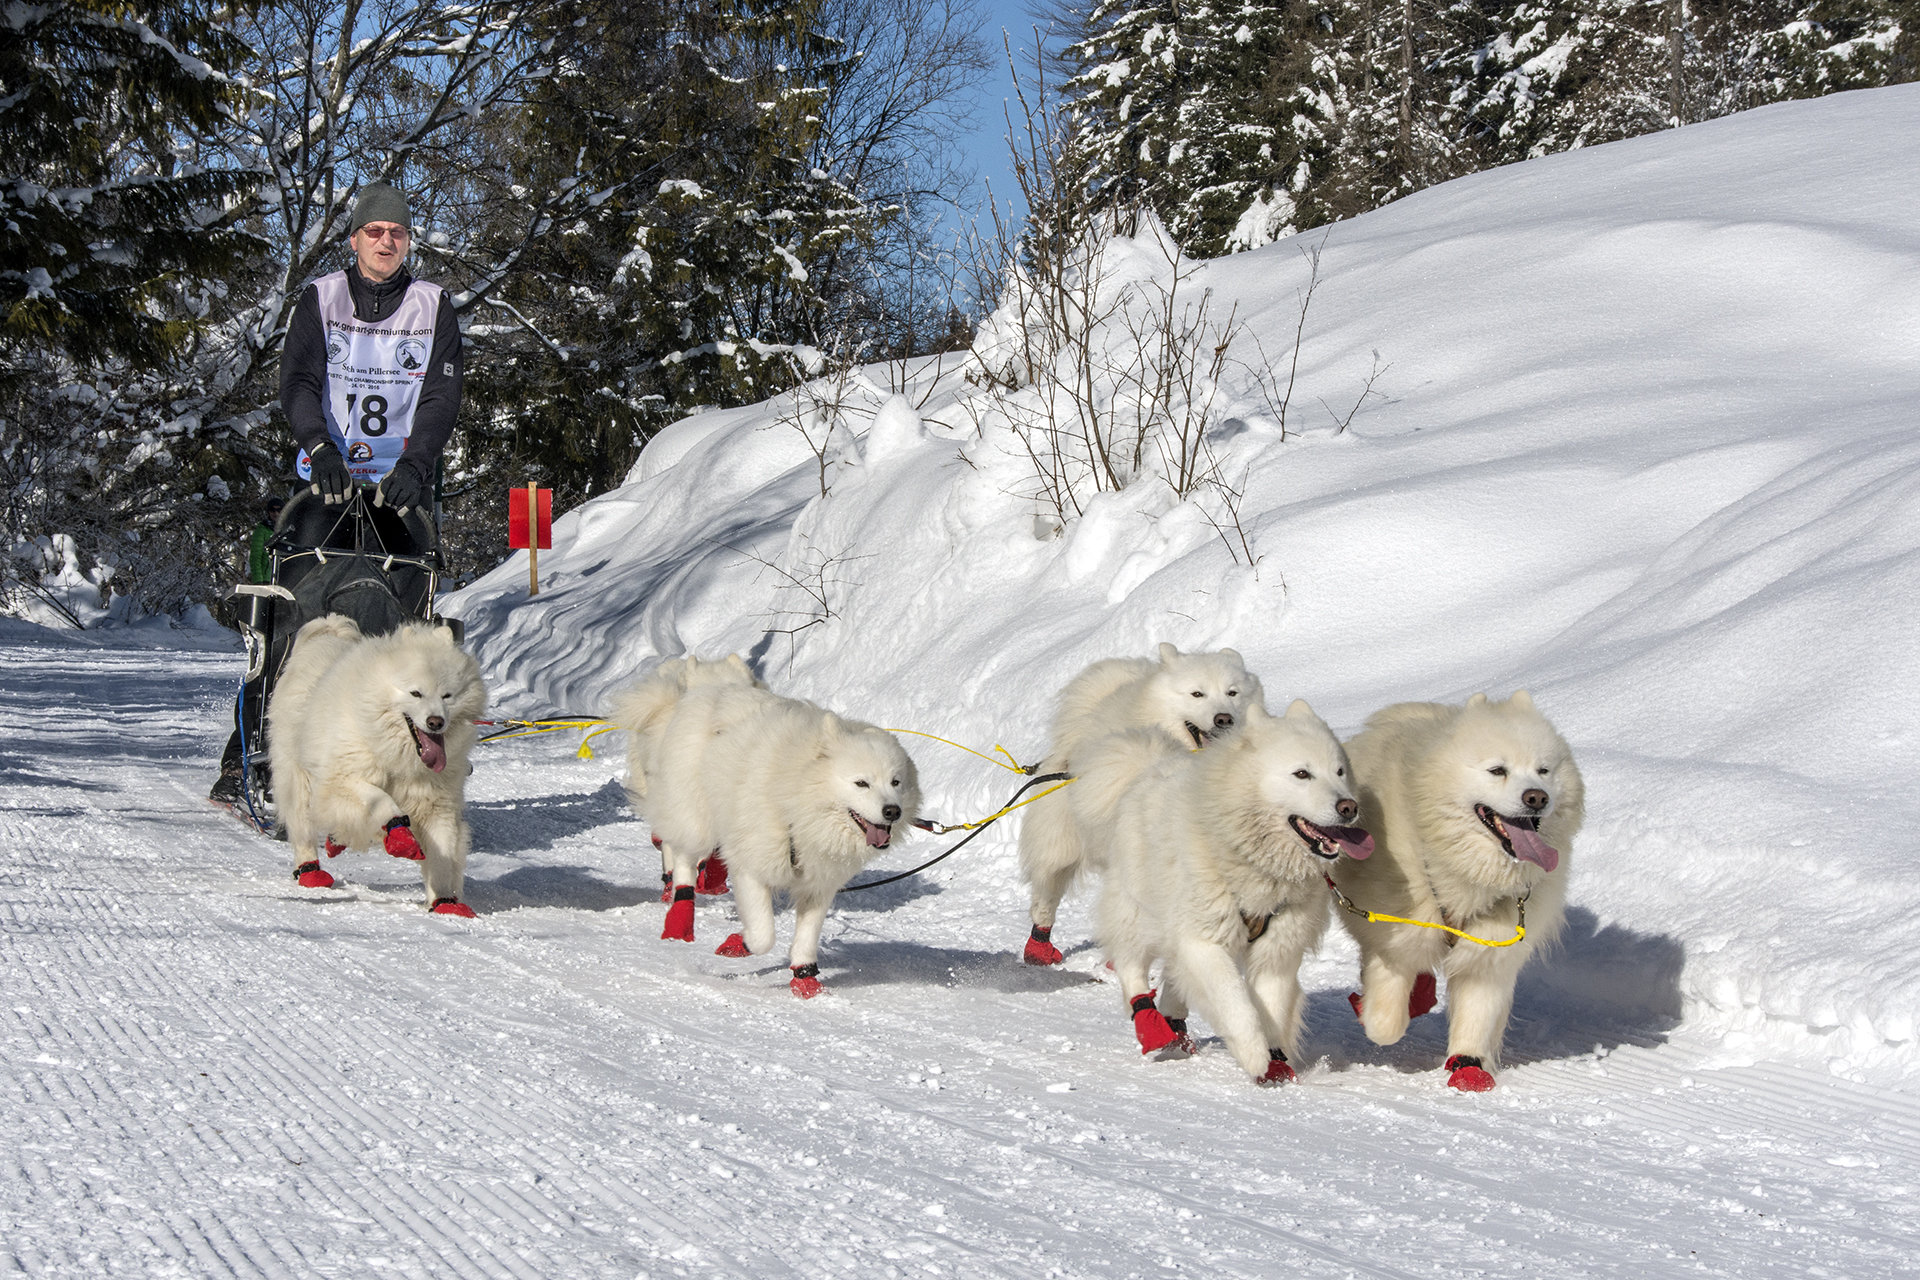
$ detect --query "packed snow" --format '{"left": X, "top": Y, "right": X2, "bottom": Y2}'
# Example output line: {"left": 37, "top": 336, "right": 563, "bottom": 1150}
{"left": 6, "top": 86, "right": 1919, "bottom": 1276}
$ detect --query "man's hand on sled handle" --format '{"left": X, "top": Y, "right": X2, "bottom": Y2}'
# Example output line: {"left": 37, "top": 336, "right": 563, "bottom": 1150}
{"left": 374, "top": 457, "right": 430, "bottom": 518}
{"left": 308, "top": 441, "right": 353, "bottom": 505}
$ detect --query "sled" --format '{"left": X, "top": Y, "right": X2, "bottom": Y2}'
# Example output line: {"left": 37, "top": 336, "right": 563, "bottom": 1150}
{"left": 225, "top": 486, "right": 458, "bottom": 831}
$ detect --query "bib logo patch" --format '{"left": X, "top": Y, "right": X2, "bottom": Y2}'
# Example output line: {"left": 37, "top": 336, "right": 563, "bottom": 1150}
{"left": 348, "top": 441, "right": 375, "bottom": 463}
{"left": 397, "top": 338, "right": 428, "bottom": 373}
{"left": 326, "top": 332, "right": 349, "bottom": 365}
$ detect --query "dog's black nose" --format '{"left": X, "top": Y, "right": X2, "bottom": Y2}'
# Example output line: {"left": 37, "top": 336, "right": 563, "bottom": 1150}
{"left": 1337, "top": 798, "right": 1358, "bottom": 822}
{"left": 1213, "top": 711, "right": 1234, "bottom": 729}
{"left": 882, "top": 804, "right": 901, "bottom": 823}
{"left": 425, "top": 715, "right": 445, "bottom": 733}
{"left": 1522, "top": 788, "right": 1548, "bottom": 811}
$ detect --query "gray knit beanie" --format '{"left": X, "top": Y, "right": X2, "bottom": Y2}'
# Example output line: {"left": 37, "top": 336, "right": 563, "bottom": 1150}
{"left": 349, "top": 183, "right": 412, "bottom": 235}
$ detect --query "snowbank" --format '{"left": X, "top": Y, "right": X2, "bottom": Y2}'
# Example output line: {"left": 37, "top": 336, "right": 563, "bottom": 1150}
{"left": 450, "top": 85, "right": 1920, "bottom": 1084}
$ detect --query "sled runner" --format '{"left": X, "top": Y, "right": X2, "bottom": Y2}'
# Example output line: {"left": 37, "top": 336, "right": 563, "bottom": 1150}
{"left": 225, "top": 486, "right": 458, "bottom": 830}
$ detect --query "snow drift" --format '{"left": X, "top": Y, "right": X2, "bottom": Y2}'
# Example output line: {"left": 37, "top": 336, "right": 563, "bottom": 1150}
{"left": 450, "top": 84, "right": 1920, "bottom": 1085}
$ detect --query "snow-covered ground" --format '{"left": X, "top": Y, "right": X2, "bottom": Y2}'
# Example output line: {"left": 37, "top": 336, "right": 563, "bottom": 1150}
{"left": 7, "top": 86, "right": 1920, "bottom": 1276}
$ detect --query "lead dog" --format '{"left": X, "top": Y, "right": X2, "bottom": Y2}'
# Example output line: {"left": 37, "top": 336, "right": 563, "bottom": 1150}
{"left": 268, "top": 617, "right": 486, "bottom": 915}
{"left": 646, "top": 688, "right": 920, "bottom": 997}
{"left": 1081, "top": 700, "right": 1372, "bottom": 1084}
{"left": 1329, "top": 691, "right": 1584, "bottom": 1091}
{"left": 1018, "top": 644, "right": 1262, "bottom": 964}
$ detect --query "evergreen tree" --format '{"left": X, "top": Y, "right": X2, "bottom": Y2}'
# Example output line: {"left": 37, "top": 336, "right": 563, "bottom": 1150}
{"left": 465, "top": 0, "right": 882, "bottom": 503}
{"left": 0, "top": 0, "right": 261, "bottom": 370}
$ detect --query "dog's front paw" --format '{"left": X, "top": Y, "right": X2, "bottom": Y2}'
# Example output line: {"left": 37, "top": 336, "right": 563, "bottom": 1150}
{"left": 430, "top": 898, "right": 476, "bottom": 919}
{"left": 1130, "top": 991, "right": 1180, "bottom": 1054}
{"left": 790, "top": 963, "right": 822, "bottom": 999}
{"left": 294, "top": 861, "right": 335, "bottom": 889}
{"left": 695, "top": 854, "right": 729, "bottom": 895}
{"left": 1023, "top": 924, "right": 1063, "bottom": 966}
{"left": 1445, "top": 1054, "right": 1496, "bottom": 1092}
{"left": 1258, "top": 1052, "right": 1296, "bottom": 1086}
{"left": 661, "top": 886, "right": 695, "bottom": 941}
{"left": 383, "top": 817, "right": 424, "bottom": 861}
{"left": 714, "top": 933, "right": 750, "bottom": 958}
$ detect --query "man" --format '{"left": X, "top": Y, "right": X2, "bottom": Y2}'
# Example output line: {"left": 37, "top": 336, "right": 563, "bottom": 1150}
{"left": 210, "top": 182, "right": 464, "bottom": 807}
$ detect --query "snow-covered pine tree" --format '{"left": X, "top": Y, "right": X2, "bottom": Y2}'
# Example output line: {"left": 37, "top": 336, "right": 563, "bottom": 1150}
{"left": 465, "top": 0, "right": 883, "bottom": 508}
{"left": 0, "top": 0, "right": 261, "bottom": 368}
{"left": 0, "top": 0, "right": 264, "bottom": 622}
{"left": 1064, "top": 0, "right": 1384, "bottom": 255}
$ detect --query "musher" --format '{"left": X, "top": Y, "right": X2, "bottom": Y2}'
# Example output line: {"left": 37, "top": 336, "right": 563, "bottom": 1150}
{"left": 210, "top": 182, "right": 464, "bottom": 806}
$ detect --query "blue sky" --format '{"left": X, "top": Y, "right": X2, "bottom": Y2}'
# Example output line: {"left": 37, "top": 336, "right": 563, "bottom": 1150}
{"left": 945, "top": 0, "right": 1058, "bottom": 229}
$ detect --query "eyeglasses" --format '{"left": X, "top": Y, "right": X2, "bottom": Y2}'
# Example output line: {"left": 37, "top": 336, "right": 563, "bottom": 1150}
{"left": 358, "top": 224, "right": 410, "bottom": 242}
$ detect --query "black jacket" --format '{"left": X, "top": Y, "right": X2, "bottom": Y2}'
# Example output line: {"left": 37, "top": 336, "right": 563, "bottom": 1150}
{"left": 279, "top": 262, "right": 463, "bottom": 475}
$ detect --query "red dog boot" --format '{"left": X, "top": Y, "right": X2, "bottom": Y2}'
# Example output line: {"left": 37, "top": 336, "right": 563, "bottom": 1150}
{"left": 714, "top": 933, "right": 751, "bottom": 958}
{"left": 430, "top": 897, "right": 477, "bottom": 918}
{"left": 1260, "top": 1050, "right": 1296, "bottom": 1086}
{"left": 1161, "top": 1017, "right": 1196, "bottom": 1057}
{"left": 1409, "top": 972, "right": 1438, "bottom": 1018}
{"left": 1023, "top": 924, "right": 1064, "bottom": 966}
{"left": 383, "top": 816, "right": 425, "bottom": 861}
{"left": 1445, "top": 1054, "right": 1497, "bottom": 1092}
{"left": 293, "top": 860, "right": 334, "bottom": 889}
{"left": 1130, "top": 991, "right": 1179, "bottom": 1054}
{"left": 695, "top": 854, "right": 729, "bottom": 896}
{"left": 790, "top": 962, "right": 822, "bottom": 999}
{"left": 661, "top": 885, "right": 696, "bottom": 941}
{"left": 1348, "top": 991, "right": 1364, "bottom": 1018}
{"left": 324, "top": 837, "right": 347, "bottom": 858}
{"left": 659, "top": 872, "right": 672, "bottom": 903}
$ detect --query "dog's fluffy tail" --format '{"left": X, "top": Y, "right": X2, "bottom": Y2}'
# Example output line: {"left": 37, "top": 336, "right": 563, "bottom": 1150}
{"left": 1067, "top": 728, "right": 1176, "bottom": 843}
{"left": 607, "top": 658, "right": 694, "bottom": 734}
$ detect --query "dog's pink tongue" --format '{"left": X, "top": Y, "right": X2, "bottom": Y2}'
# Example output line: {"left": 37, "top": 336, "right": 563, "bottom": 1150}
{"left": 1507, "top": 822, "right": 1559, "bottom": 872}
{"left": 417, "top": 728, "right": 448, "bottom": 774}
{"left": 864, "top": 820, "right": 891, "bottom": 849}
{"left": 1329, "top": 825, "right": 1374, "bottom": 860}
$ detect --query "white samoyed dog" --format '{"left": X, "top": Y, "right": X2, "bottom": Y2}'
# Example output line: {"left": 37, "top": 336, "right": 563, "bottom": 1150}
{"left": 608, "top": 653, "right": 762, "bottom": 901}
{"left": 268, "top": 617, "right": 487, "bottom": 916}
{"left": 1081, "top": 699, "right": 1373, "bottom": 1084}
{"left": 1018, "top": 643, "right": 1263, "bottom": 965}
{"left": 646, "top": 690, "right": 920, "bottom": 996}
{"left": 1329, "top": 691, "right": 1584, "bottom": 1091}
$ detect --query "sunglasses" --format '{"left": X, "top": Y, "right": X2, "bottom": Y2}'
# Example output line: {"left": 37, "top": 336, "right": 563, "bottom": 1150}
{"left": 358, "top": 224, "right": 410, "bottom": 242}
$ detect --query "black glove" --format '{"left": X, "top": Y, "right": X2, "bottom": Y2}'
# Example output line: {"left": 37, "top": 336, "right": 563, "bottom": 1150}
{"left": 374, "top": 457, "right": 430, "bottom": 517}
{"left": 307, "top": 442, "right": 352, "bottom": 505}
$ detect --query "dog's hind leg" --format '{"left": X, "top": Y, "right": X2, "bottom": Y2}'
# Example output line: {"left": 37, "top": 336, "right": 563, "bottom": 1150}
{"left": 1017, "top": 795, "right": 1079, "bottom": 964}
{"left": 280, "top": 776, "right": 335, "bottom": 890}
{"left": 715, "top": 872, "right": 776, "bottom": 961}
{"left": 659, "top": 839, "right": 702, "bottom": 941}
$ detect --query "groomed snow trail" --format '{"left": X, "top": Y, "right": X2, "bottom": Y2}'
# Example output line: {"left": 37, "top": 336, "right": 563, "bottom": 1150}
{"left": 3, "top": 637, "right": 1915, "bottom": 1278}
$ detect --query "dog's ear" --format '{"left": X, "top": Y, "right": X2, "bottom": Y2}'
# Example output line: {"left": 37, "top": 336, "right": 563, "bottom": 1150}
{"left": 1220, "top": 647, "right": 1242, "bottom": 666}
{"left": 1284, "top": 697, "right": 1316, "bottom": 722}
{"left": 724, "top": 654, "right": 750, "bottom": 678}
{"left": 1466, "top": 692, "right": 1489, "bottom": 709}
{"left": 1157, "top": 641, "right": 1181, "bottom": 665}
{"left": 1509, "top": 689, "right": 1535, "bottom": 711}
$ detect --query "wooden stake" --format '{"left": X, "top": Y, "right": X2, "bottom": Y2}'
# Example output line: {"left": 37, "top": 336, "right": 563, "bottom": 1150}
{"left": 528, "top": 481, "right": 540, "bottom": 596}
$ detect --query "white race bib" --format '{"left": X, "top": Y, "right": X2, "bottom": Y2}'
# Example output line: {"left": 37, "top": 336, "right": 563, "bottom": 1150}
{"left": 294, "top": 272, "right": 441, "bottom": 483}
